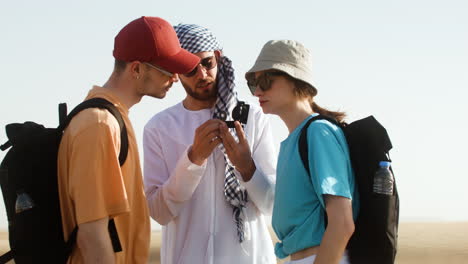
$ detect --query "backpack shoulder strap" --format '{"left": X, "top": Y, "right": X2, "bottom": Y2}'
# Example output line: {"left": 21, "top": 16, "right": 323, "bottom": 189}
{"left": 298, "top": 115, "right": 343, "bottom": 229}
{"left": 59, "top": 98, "right": 124, "bottom": 254}
{"left": 0, "top": 250, "right": 14, "bottom": 263}
{"left": 298, "top": 115, "right": 341, "bottom": 175}
{"left": 58, "top": 98, "right": 128, "bottom": 166}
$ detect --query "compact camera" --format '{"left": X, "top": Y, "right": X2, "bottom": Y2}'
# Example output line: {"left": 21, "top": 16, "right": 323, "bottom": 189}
{"left": 224, "top": 101, "right": 250, "bottom": 128}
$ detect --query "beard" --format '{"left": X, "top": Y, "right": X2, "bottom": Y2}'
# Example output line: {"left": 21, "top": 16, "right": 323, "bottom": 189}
{"left": 181, "top": 77, "right": 218, "bottom": 101}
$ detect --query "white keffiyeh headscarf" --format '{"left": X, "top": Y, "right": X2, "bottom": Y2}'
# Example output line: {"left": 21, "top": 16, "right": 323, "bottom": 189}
{"left": 174, "top": 23, "right": 248, "bottom": 243}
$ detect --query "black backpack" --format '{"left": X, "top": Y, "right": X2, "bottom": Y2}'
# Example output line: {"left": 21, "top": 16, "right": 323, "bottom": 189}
{"left": 0, "top": 98, "right": 126, "bottom": 264}
{"left": 299, "top": 115, "right": 399, "bottom": 264}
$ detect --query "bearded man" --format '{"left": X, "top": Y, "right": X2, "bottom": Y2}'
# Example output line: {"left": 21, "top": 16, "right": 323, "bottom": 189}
{"left": 143, "top": 24, "right": 277, "bottom": 264}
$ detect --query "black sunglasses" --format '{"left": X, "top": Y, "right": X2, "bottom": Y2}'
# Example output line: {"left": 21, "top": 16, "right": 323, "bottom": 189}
{"left": 247, "top": 71, "right": 289, "bottom": 94}
{"left": 184, "top": 56, "right": 217, "bottom": 77}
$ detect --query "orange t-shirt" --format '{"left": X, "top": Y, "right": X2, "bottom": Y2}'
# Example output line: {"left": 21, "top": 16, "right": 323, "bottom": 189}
{"left": 57, "top": 86, "right": 150, "bottom": 263}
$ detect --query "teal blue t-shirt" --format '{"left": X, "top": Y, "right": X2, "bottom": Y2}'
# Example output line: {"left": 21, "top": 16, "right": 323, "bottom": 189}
{"left": 272, "top": 114, "right": 359, "bottom": 259}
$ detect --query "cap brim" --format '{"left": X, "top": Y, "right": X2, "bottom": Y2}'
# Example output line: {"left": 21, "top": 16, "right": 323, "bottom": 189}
{"left": 154, "top": 48, "right": 200, "bottom": 74}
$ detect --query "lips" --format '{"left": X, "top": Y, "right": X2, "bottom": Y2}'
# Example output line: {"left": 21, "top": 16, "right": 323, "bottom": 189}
{"left": 195, "top": 82, "right": 211, "bottom": 90}
{"left": 259, "top": 100, "right": 268, "bottom": 106}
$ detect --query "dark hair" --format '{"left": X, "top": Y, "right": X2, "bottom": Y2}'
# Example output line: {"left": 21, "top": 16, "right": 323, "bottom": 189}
{"left": 114, "top": 59, "right": 128, "bottom": 75}
{"left": 286, "top": 74, "right": 347, "bottom": 123}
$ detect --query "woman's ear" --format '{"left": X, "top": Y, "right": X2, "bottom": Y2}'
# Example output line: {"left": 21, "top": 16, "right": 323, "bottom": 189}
{"left": 214, "top": 50, "right": 222, "bottom": 59}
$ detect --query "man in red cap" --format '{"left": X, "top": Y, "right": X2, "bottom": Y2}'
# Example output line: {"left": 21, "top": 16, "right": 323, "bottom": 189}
{"left": 57, "top": 16, "right": 199, "bottom": 263}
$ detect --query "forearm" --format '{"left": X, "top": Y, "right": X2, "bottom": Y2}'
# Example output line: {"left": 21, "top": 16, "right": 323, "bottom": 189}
{"left": 314, "top": 221, "right": 353, "bottom": 264}
{"left": 240, "top": 143, "right": 276, "bottom": 214}
{"left": 163, "top": 148, "right": 205, "bottom": 201}
{"left": 146, "top": 186, "right": 175, "bottom": 225}
{"left": 146, "top": 148, "right": 206, "bottom": 224}
{"left": 236, "top": 159, "right": 256, "bottom": 182}
{"left": 237, "top": 168, "right": 275, "bottom": 215}
{"left": 240, "top": 114, "right": 277, "bottom": 214}
{"left": 77, "top": 217, "right": 115, "bottom": 264}
{"left": 314, "top": 196, "right": 355, "bottom": 264}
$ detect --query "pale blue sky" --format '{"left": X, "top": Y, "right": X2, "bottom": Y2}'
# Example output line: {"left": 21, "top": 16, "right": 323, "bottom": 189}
{"left": 1, "top": 0, "right": 467, "bottom": 230}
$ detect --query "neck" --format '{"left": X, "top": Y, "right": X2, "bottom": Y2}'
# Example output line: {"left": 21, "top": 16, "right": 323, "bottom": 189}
{"left": 279, "top": 100, "right": 315, "bottom": 133}
{"left": 182, "top": 95, "right": 217, "bottom": 111}
{"left": 102, "top": 72, "right": 142, "bottom": 109}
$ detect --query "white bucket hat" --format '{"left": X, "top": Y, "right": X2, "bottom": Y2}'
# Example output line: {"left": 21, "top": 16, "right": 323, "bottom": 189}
{"left": 245, "top": 39, "right": 316, "bottom": 91}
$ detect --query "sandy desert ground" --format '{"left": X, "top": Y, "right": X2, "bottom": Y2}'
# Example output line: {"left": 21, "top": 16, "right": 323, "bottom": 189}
{"left": 0, "top": 222, "right": 467, "bottom": 263}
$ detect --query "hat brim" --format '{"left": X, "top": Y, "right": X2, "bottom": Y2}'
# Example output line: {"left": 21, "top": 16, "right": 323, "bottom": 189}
{"left": 154, "top": 48, "right": 200, "bottom": 74}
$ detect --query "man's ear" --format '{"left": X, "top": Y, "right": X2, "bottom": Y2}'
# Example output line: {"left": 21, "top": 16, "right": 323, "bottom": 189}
{"left": 214, "top": 50, "right": 222, "bottom": 59}
{"left": 129, "top": 61, "right": 143, "bottom": 79}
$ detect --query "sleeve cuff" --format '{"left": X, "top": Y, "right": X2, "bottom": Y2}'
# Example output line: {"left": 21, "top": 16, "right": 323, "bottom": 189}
{"left": 185, "top": 146, "right": 208, "bottom": 171}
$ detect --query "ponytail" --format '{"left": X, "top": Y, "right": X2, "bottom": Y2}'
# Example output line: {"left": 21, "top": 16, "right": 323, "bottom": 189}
{"left": 289, "top": 76, "right": 347, "bottom": 123}
{"left": 311, "top": 102, "right": 346, "bottom": 123}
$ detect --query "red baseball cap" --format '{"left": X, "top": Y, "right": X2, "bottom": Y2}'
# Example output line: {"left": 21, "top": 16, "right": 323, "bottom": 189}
{"left": 113, "top": 16, "right": 199, "bottom": 74}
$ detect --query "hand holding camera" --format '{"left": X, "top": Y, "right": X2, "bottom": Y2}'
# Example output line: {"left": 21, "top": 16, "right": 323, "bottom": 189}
{"left": 219, "top": 120, "right": 255, "bottom": 181}
{"left": 218, "top": 101, "right": 255, "bottom": 181}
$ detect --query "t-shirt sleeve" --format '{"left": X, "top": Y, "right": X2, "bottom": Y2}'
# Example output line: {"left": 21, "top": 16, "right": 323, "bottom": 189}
{"left": 68, "top": 121, "right": 130, "bottom": 225}
{"left": 307, "top": 121, "right": 353, "bottom": 208}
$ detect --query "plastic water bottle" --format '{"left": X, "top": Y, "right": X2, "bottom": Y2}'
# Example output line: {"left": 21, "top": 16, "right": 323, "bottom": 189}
{"left": 373, "top": 161, "right": 394, "bottom": 195}
{"left": 15, "top": 189, "right": 35, "bottom": 213}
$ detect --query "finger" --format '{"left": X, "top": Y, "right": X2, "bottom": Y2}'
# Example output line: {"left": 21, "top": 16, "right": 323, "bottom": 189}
{"left": 234, "top": 121, "right": 247, "bottom": 144}
{"left": 219, "top": 123, "right": 236, "bottom": 150}
{"left": 220, "top": 137, "right": 233, "bottom": 156}
{"left": 209, "top": 137, "right": 223, "bottom": 150}
{"left": 218, "top": 121, "right": 229, "bottom": 138}
{"left": 206, "top": 131, "right": 220, "bottom": 143}
{"left": 196, "top": 119, "right": 222, "bottom": 134}
{"left": 195, "top": 120, "right": 211, "bottom": 135}
{"left": 198, "top": 120, "right": 222, "bottom": 138}
{"left": 199, "top": 132, "right": 219, "bottom": 150}
{"left": 198, "top": 133, "right": 222, "bottom": 158}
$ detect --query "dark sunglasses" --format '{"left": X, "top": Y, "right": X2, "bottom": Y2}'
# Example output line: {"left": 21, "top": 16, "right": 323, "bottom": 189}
{"left": 247, "top": 71, "right": 289, "bottom": 94}
{"left": 184, "top": 56, "right": 217, "bottom": 77}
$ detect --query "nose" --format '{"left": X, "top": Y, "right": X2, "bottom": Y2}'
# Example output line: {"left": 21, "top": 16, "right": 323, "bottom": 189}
{"left": 170, "top": 73, "right": 179, "bottom": 83}
{"left": 195, "top": 65, "right": 208, "bottom": 79}
{"left": 253, "top": 86, "right": 263, "bottom": 97}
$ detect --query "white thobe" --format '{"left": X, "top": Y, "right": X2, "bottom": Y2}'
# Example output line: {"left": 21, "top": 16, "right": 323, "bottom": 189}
{"left": 143, "top": 102, "right": 277, "bottom": 264}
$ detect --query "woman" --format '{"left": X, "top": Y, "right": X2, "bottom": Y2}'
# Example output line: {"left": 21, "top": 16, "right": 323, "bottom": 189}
{"left": 245, "top": 40, "right": 359, "bottom": 264}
